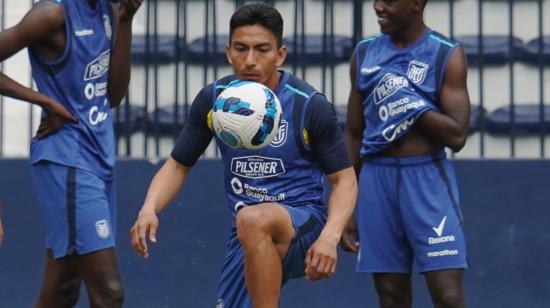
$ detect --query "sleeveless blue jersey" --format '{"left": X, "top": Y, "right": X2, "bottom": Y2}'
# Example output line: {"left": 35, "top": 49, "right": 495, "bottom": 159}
{"left": 355, "top": 29, "right": 458, "bottom": 157}
{"left": 212, "top": 73, "right": 327, "bottom": 219}
{"left": 29, "top": 0, "right": 115, "bottom": 180}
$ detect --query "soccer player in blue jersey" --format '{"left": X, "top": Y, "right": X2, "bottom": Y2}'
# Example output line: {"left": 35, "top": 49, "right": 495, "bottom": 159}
{"left": 341, "top": 0, "right": 470, "bottom": 307}
{"left": 0, "top": 0, "right": 142, "bottom": 307}
{"left": 130, "top": 4, "right": 357, "bottom": 308}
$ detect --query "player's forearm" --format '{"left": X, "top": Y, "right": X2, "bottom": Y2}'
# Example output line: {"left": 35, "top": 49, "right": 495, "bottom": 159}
{"left": 107, "top": 21, "right": 132, "bottom": 107}
{"left": 0, "top": 73, "right": 50, "bottom": 106}
{"left": 319, "top": 167, "right": 358, "bottom": 244}
{"left": 417, "top": 110, "right": 468, "bottom": 152}
{"left": 345, "top": 132, "right": 362, "bottom": 179}
{"left": 140, "top": 158, "right": 190, "bottom": 215}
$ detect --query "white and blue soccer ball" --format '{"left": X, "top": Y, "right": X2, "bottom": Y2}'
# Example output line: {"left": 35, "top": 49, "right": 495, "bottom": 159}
{"left": 212, "top": 81, "right": 282, "bottom": 150}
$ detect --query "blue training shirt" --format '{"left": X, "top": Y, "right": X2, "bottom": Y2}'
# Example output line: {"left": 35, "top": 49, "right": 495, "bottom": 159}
{"left": 29, "top": 0, "right": 116, "bottom": 180}
{"left": 171, "top": 71, "right": 350, "bottom": 218}
{"left": 354, "top": 29, "right": 458, "bottom": 157}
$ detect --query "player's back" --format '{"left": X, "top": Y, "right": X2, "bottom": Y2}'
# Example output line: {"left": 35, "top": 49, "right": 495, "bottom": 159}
{"left": 28, "top": 0, "right": 116, "bottom": 179}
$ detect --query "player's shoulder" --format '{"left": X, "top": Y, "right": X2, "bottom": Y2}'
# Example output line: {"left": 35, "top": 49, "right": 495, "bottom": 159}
{"left": 285, "top": 73, "right": 322, "bottom": 100}
{"left": 355, "top": 33, "right": 383, "bottom": 50}
{"left": 28, "top": 0, "right": 65, "bottom": 23}
{"left": 428, "top": 30, "right": 459, "bottom": 48}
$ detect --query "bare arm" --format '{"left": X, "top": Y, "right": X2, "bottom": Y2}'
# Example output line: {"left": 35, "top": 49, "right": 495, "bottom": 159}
{"left": 340, "top": 49, "right": 365, "bottom": 253}
{"left": 305, "top": 167, "right": 357, "bottom": 281}
{"left": 416, "top": 46, "right": 471, "bottom": 152}
{"left": 108, "top": 0, "right": 142, "bottom": 107}
{"left": 0, "top": 2, "right": 77, "bottom": 136}
{"left": 130, "top": 157, "right": 190, "bottom": 258}
{"left": 345, "top": 50, "right": 366, "bottom": 178}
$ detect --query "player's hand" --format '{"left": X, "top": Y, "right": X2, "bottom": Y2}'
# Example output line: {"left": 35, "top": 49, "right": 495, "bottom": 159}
{"left": 304, "top": 235, "right": 338, "bottom": 282}
{"left": 340, "top": 219, "right": 360, "bottom": 253}
{"left": 118, "top": 0, "right": 143, "bottom": 23}
{"left": 130, "top": 209, "right": 159, "bottom": 258}
{"left": 36, "top": 100, "right": 78, "bottom": 139}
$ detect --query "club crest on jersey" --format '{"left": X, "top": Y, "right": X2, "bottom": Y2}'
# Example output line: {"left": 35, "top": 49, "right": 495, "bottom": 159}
{"left": 407, "top": 60, "right": 429, "bottom": 85}
{"left": 103, "top": 14, "right": 112, "bottom": 40}
{"left": 270, "top": 120, "right": 288, "bottom": 147}
{"left": 95, "top": 219, "right": 110, "bottom": 239}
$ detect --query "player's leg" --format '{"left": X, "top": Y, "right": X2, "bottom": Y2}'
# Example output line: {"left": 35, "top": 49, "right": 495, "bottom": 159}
{"left": 72, "top": 170, "right": 124, "bottom": 307}
{"left": 34, "top": 251, "right": 81, "bottom": 308}
{"left": 76, "top": 248, "right": 124, "bottom": 308}
{"left": 30, "top": 162, "right": 82, "bottom": 307}
{"left": 373, "top": 274, "right": 412, "bottom": 308}
{"left": 355, "top": 160, "right": 414, "bottom": 307}
{"left": 425, "top": 269, "right": 465, "bottom": 308}
{"left": 399, "top": 153, "right": 468, "bottom": 308}
{"left": 235, "top": 203, "right": 295, "bottom": 308}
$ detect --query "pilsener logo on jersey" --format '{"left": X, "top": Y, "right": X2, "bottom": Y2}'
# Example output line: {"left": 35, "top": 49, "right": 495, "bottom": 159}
{"left": 84, "top": 50, "right": 110, "bottom": 81}
{"left": 231, "top": 156, "right": 285, "bottom": 179}
{"left": 374, "top": 73, "right": 409, "bottom": 105}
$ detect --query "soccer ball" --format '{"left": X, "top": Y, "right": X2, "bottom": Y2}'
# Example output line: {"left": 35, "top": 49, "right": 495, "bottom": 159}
{"left": 212, "top": 81, "right": 282, "bottom": 150}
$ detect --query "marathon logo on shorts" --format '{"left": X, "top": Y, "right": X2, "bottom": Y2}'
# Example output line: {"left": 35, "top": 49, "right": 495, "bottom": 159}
{"left": 374, "top": 73, "right": 409, "bottom": 105}
{"left": 407, "top": 60, "right": 429, "bottom": 85}
{"left": 95, "top": 219, "right": 110, "bottom": 239}
{"left": 84, "top": 50, "right": 110, "bottom": 81}
{"left": 231, "top": 156, "right": 285, "bottom": 179}
{"left": 216, "top": 299, "right": 224, "bottom": 308}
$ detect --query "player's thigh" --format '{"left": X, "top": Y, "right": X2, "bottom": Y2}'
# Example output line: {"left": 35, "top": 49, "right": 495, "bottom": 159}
{"left": 424, "top": 269, "right": 465, "bottom": 299}
{"left": 76, "top": 248, "right": 122, "bottom": 290}
{"left": 40, "top": 250, "right": 81, "bottom": 290}
{"left": 236, "top": 203, "right": 295, "bottom": 254}
{"left": 73, "top": 168, "right": 117, "bottom": 256}
{"left": 356, "top": 162, "right": 413, "bottom": 273}
{"left": 399, "top": 159, "right": 468, "bottom": 272}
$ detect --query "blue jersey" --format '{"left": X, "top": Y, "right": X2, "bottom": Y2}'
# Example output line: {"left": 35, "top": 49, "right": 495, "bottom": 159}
{"left": 354, "top": 29, "right": 458, "bottom": 157}
{"left": 171, "top": 71, "right": 351, "bottom": 218}
{"left": 29, "top": 0, "right": 116, "bottom": 180}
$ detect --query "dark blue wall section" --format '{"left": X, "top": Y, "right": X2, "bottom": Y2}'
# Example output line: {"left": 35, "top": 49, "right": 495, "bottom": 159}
{"left": 0, "top": 159, "right": 549, "bottom": 307}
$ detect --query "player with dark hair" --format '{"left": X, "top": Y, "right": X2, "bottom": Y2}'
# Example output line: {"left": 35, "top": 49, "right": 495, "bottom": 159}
{"left": 342, "top": 0, "right": 470, "bottom": 307}
{"left": 130, "top": 3, "right": 357, "bottom": 308}
{"left": 0, "top": 0, "right": 141, "bottom": 307}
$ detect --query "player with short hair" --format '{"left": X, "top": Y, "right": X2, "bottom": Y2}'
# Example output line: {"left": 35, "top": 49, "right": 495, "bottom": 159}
{"left": 0, "top": 0, "right": 141, "bottom": 307}
{"left": 130, "top": 4, "right": 357, "bottom": 308}
{"left": 341, "top": 0, "right": 470, "bottom": 307}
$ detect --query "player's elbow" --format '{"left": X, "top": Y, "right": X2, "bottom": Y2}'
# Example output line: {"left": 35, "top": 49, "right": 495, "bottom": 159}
{"left": 448, "top": 133, "right": 467, "bottom": 152}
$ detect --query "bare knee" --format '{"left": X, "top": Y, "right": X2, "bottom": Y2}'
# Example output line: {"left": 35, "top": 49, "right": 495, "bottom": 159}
{"left": 375, "top": 279, "right": 412, "bottom": 308}
{"left": 88, "top": 276, "right": 124, "bottom": 308}
{"left": 58, "top": 277, "right": 81, "bottom": 307}
{"left": 431, "top": 288, "right": 464, "bottom": 308}
{"left": 236, "top": 207, "right": 271, "bottom": 246}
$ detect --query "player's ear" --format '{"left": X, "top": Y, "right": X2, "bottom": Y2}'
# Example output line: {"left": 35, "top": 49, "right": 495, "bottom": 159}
{"left": 225, "top": 44, "right": 233, "bottom": 65}
{"left": 276, "top": 45, "right": 287, "bottom": 67}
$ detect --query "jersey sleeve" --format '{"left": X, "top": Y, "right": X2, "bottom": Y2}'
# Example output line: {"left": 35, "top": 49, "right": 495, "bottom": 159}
{"left": 305, "top": 94, "right": 352, "bottom": 175}
{"left": 170, "top": 86, "right": 214, "bottom": 167}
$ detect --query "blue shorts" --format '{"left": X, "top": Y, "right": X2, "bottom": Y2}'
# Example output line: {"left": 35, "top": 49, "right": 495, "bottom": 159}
{"left": 30, "top": 161, "right": 117, "bottom": 259}
{"left": 216, "top": 203, "right": 325, "bottom": 308}
{"left": 356, "top": 151, "right": 468, "bottom": 273}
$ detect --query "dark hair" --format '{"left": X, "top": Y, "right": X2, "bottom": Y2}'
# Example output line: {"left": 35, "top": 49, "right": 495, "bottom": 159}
{"left": 229, "top": 4, "right": 283, "bottom": 48}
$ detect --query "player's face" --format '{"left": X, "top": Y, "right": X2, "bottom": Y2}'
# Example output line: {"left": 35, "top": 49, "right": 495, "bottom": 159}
{"left": 226, "top": 24, "right": 287, "bottom": 91}
{"left": 373, "top": 0, "right": 422, "bottom": 34}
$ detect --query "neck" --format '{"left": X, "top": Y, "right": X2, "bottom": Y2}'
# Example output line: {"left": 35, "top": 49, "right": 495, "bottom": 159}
{"left": 390, "top": 19, "right": 428, "bottom": 49}
{"left": 266, "top": 70, "right": 282, "bottom": 92}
